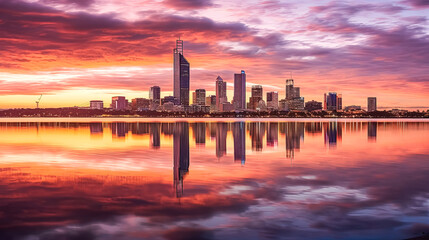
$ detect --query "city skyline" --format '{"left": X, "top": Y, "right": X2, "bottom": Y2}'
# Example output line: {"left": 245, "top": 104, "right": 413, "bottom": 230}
{"left": 0, "top": 0, "right": 428, "bottom": 109}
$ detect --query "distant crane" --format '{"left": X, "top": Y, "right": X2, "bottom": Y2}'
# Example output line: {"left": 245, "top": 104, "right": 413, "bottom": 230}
{"left": 35, "top": 94, "right": 43, "bottom": 109}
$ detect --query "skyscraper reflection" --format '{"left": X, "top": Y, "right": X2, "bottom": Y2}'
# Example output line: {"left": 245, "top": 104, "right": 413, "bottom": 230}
{"left": 324, "top": 122, "right": 343, "bottom": 148}
{"left": 208, "top": 122, "right": 217, "bottom": 140}
{"left": 130, "top": 123, "right": 149, "bottom": 135}
{"left": 304, "top": 122, "right": 322, "bottom": 135}
{"left": 283, "top": 122, "right": 304, "bottom": 159}
{"left": 111, "top": 122, "right": 128, "bottom": 138}
{"left": 89, "top": 123, "right": 103, "bottom": 135}
{"left": 150, "top": 123, "right": 160, "bottom": 148}
{"left": 249, "top": 122, "right": 265, "bottom": 151}
{"left": 233, "top": 122, "right": 246, "bottom": 164}
{"left": 216, "top": 122, "right": 228, "bottom": 158}
{"left": 191, "top": 122, "right": 206, "bottom": 145}
{"left": 173, "top": 122, "right": 189, "bottom": 198}
{"left": 367, "top": 122, "right": 377, "bottom": 142}
{"left": 267, "top": 122, "right": 278, "bottom": 147}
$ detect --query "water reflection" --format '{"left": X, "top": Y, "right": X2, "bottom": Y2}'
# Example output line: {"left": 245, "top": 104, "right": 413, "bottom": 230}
{"left": 0, "top": 120, "right": 428, "bottom": 240}
{"left": 233, "top": 122, "right": 246, "bottom": 164}
{"left": 324, "top": 122, "right": 342, "bottom": 148}
{"left": 368, "top": 122, "right": 377, "bottom": 141}
{"left": 173, "top": 122, "right": 189, "bottom": 198}
{"left": 283, "top": 122, "right": 304, "bottom": 159}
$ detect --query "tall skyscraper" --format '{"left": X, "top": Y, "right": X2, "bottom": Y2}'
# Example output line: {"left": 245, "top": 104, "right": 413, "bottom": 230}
{"left": 206, "top": 95, "right": 216, "bottom": 111}
{"left": 215, "top": 76, "right": 227, "bottom": 111}
{"left": 248, "top": 85, "right": 263, "bottom": 110}
{"left": 233, "top": 70, "right": 246, "bottom": 110}
{"left": 324, "top": 92, "right": 338, "bottom": 111}
{"left": 284, "top": 79, "right": 304, "bottom": 110}
{"left": 149, "top": 86, "right": 161, "bottom": 105}
{"left": 266, "top": 91, "right": 279, "bottom": 110}
{"left": 337, "top": 94, "right": 342, "bottom": 110}
{"left": 368, "top": 97, "right": 377, "bottom": 112}
{"left": 173, "top": 39, "right": 190, "bottom": 106}
{"left": 111, "top": 96, "right": 128, "bottom": 110}
{"left": 286, "top": 79, "right": 300, "bottom": 100}
{"left": 193, "top": 89, "right": 206, "bottom": 105}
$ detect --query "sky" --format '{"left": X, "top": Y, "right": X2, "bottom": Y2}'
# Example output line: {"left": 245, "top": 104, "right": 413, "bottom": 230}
{"left": 0, "top": 0, "right": 428, "bottom": 109}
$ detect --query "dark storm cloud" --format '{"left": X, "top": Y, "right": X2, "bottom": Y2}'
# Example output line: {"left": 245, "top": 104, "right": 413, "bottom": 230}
{"left": 163, "top": 0, "right": 214, "bottom": 10}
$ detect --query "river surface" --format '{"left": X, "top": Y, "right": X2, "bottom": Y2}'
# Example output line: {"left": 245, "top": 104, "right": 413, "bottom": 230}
{"left": 0, "top": 119, "right": 428, "bottom": 240}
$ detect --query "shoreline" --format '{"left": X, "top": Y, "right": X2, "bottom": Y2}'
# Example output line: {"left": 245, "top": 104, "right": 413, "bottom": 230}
{"left": 0, "top": 117, "right": 428, "bottom": 123}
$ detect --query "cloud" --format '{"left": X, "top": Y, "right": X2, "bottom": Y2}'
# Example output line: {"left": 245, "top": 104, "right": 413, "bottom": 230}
{"left": 163, "top": 227, "right": 214, "bottom": 240}
{"left": 163, "top": 0, "right": 214, "bottom": 10}
{"left": 402, "top": 0, "right": 429, "bottom": 8}
{"left": 39, "top": 0, "right": 95, "bottom": 7}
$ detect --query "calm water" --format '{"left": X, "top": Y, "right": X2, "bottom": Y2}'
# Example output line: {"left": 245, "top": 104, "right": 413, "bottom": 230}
{"left": 0, "top": 119, "right": 428, "bottom": 240}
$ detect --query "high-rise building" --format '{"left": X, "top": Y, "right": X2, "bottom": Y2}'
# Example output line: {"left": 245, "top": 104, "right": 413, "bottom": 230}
{"left": 324, "top": 92, "right": 338, "bottom": 111}
{"left": 149, "top": 86, "right": 161, "bottom": 104}
{"left": 193, "top": 89, "right": 206, "bottom": 106}
{"left": 266, "top": 91, "right": 279, "bottom": 110}
{"left": 305, "top": 100, "right": 322, "bottom": 112}
{"left": 173, "top": 39, "right": 190, "bottom": 106}
{"left": 286, "top": 79, "right": 300, "bottom": 100}
{"left": 233, "top": 70, "right": 246, "bottom": 110}
{"left": 248, "top": 85, "right": 263, "bottom": 110}
{"left": 368, "top": 97, "right": 377, "bottom": 112}
{"left": 206, "top": 95, "right": 216, "bottom": 111}
{"left": 111, "top": 96, "right": 128, "bottom": 110}
{"left": 131, "top": 98, "right": 150, "bottom": 110}
{"left": 337, "top": 94, "right": 342, "bottom": 110}
{"left": 90, "top": 100, "right": 103, "bottom": 109}
{"left": 284, "top": 79, "right": 304, "bottom": 110}
{"left": 161, "top": 96, "right": 179, "bottom": 105}
{"left": 215, "top": 76, "right": 227, "bottom": 111}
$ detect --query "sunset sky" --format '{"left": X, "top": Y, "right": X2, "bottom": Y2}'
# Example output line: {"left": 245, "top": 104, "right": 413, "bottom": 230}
{"left": 0, "top": 0, "right": 428, "bottom": 109}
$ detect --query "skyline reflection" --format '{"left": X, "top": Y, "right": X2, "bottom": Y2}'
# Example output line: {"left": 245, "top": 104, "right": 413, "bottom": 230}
{"left": 0, "top": 120, "right": 428, "bottom": 240}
